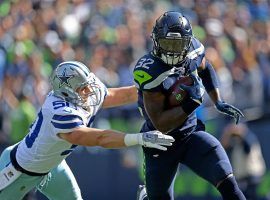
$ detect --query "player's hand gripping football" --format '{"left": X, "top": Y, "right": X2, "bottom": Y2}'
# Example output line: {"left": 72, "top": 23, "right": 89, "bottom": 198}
{"left": 139, "top": 131, "right": 175, "bottom": 151}
{"left": 215, "top": 101, "right": 244, "bottom": 124}
{"left": 179, "top": 73, "right": 204, "bottom": 104}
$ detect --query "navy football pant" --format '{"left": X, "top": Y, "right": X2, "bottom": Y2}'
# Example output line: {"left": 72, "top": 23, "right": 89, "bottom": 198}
{"left": 143, "top": 130, "right": 235, "bottom": 200}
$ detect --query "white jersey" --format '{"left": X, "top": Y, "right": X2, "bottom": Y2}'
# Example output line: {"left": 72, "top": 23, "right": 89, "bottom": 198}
{"left": 15, "top": 80, "right": 107, "bottom": 173}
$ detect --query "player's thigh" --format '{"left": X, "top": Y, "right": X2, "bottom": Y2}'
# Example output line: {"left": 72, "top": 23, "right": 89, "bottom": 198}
{"left": 143, "top": 147, "right": 178, "bottom": 199}
{"left": 0, "top": 174, "right": 43, "bottom": 200}
{"left": 182, "top": 131, "right": 233, "bottom": 185}
{"left": 38, "top": 160, "right": 82, "bottom": 200}
{"left": 0, "top": 145, "right": 43, "bottom": 200}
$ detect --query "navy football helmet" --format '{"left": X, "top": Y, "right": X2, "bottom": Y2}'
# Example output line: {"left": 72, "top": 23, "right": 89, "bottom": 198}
{"left": 152, "top": 11, "right": 193, "bottom": 65}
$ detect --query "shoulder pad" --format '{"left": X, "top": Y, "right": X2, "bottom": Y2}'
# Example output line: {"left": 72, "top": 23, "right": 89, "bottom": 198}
{"left": 44, "top": 94, "right": 84, "bottom": 128}
{"left": 44, "top": 94, "right": 78, "bottom": 114}
{"left": 187, "top": 37, "right": 205, "bottom": 60}
{"left": 133, "top": 53, "right": 174, "bottom": 91}
{"left": 50, "top": 106, "right": 85, "bottom": 133}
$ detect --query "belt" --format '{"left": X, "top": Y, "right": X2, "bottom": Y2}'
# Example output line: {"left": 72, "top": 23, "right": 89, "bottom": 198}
{"left": 10, "top": 145, "right": 48, "bottom": 176}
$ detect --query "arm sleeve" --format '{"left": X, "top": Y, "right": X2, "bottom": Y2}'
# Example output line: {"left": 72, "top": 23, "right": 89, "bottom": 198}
{"left": 198, "top": 60, "right": 220, "bottom": 93}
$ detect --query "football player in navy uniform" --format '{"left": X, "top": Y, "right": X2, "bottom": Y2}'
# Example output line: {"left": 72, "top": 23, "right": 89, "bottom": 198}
{"left": 134, "top": 11, "right": 245, "bottom": 200}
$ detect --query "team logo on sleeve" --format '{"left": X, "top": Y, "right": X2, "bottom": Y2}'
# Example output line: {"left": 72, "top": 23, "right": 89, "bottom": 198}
{"left": 134, "top": 70, "right": 152, "bottom": 86}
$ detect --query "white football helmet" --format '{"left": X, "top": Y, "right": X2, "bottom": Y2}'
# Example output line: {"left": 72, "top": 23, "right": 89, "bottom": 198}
{"left": 50, "top": 61, "right": 101, "bottom": 108}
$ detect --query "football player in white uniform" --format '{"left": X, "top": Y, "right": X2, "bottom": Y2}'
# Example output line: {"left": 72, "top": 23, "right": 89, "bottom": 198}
{"left": 0, "top": 61, "right": 174, "bottom": 200}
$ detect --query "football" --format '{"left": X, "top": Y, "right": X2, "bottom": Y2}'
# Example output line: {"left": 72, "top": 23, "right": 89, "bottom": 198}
{"left": 166, "top": 76, "right": 194, "bottom": 107}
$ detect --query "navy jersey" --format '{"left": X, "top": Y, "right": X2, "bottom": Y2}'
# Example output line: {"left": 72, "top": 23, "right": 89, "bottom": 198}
{"left": 133, "top": 37, "right": 205, "bottom": 133}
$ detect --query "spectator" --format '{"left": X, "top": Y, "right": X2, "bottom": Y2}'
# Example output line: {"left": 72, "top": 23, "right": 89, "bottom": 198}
{"left": 221, "top": 122, "right": 266, "bottom": 200}
{"left": 9, "top": 94, "right": 36, "bottom": 144}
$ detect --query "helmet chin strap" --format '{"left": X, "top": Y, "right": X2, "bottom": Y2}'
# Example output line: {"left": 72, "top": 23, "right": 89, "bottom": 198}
{"left": 151, "top": 49, "right": 185, "bottom": 68}
{"left": 82, "top": 100, "right": 93, "bottom": 114}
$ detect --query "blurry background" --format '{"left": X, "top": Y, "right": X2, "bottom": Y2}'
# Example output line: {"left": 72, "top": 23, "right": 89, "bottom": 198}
{"left": 0, "top": 0, "right": 269, "bottom": 199}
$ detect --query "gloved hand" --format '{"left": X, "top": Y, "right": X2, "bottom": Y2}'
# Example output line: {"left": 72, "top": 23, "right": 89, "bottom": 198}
{"left": 215, "top": 101, "right": 244, "bottom": 124}
{"left": 124, "top": 131, "right": 175, "bottom": 151}
{"left": 179, "top": 73, "right": 204, "bottom": 104}
{"left": 140, "top": 131, "right": 175, "bottom": 151}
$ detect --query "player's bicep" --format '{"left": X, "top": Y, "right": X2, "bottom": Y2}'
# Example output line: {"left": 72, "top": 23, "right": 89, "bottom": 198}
{"left": 57, "top": 127, "right": 84, "bottom": 144}
{"left": 51, "top": 113, "right": 85, "bottom": 137}
{"left": 58, "top": 131, "right": 73, "bottom": 141}
{"left": 143, "top": 91, "right": 165, "bottom": 124}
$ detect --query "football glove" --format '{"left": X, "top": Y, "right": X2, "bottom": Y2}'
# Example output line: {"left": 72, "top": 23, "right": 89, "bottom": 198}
{"left": 215, "top": 101, "right": 244, "bottom": 124}
{"left": 179, "top": 73, "right": 204, "bottom": 104}
{"left": 141, "top": 131, "right": 175, "bottom": 150}
{"left": 124, "top": 131, "right": 175, "bottom": 151}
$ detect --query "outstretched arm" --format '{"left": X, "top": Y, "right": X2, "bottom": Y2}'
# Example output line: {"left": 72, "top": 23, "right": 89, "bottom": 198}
{"left": 102, "top": 85, "right": 138, "bottom": 108}
{"left": 58, "top": 127, "right": 174, "bottom": 151}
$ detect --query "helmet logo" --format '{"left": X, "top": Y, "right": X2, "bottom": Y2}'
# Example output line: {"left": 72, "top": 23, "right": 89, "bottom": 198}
{"left": 57, "top": 68, "right": 74, "bottom": 88}
{"left": 181, "top": 17, "right": 191, "bottom": 32}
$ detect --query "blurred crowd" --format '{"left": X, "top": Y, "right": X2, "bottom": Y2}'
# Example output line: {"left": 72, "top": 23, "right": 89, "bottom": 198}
{"left": 221, "top": 122, "right": 266, "bottom": 200}
{"left": 0, "top": 0, "right": 270, "bottom": 145}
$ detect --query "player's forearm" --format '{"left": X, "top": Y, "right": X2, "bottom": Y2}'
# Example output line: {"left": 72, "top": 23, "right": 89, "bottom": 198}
{"left": 198, "top": 60, "right": 220, "bottom": 96}
{"left": 94, "top": 129, "right": 127, "bottom": 148}
{"left": 207, "top": 88, "right": 222, "bottom": 104}
{"left": 60, "top": 127, "right": 149, "bottom": 149}
{"left": 59, "top": 128, "right": 126, "bottom": 148}
{"left": 150, "top": 106, "right": 188, "bottom": 133}
{"left": 102, "top": 85, "right": 138, "bottom": 108}
{"left": 144, "top": 93, "right": 189, "bottom": 133}
{"left": 82, "top": 128, "right": 127, "bottom": 148}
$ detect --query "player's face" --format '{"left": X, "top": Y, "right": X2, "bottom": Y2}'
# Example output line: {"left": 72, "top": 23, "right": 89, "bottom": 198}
{"left": 77, "top": 85, "right": 93, "bottom": 103}
{"left": 76, "top": 82, "right": 101, "bottom": 108}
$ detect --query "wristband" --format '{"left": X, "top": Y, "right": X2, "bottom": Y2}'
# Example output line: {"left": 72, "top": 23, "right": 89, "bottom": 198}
{"left": 124, "top": 133, "right": 141, "bottom": 146}
{"left": 215, "top": 100, "right": 224, "bottom": 107}
{"left": 181, "top": 98, "right": 200, "bottom": 115}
